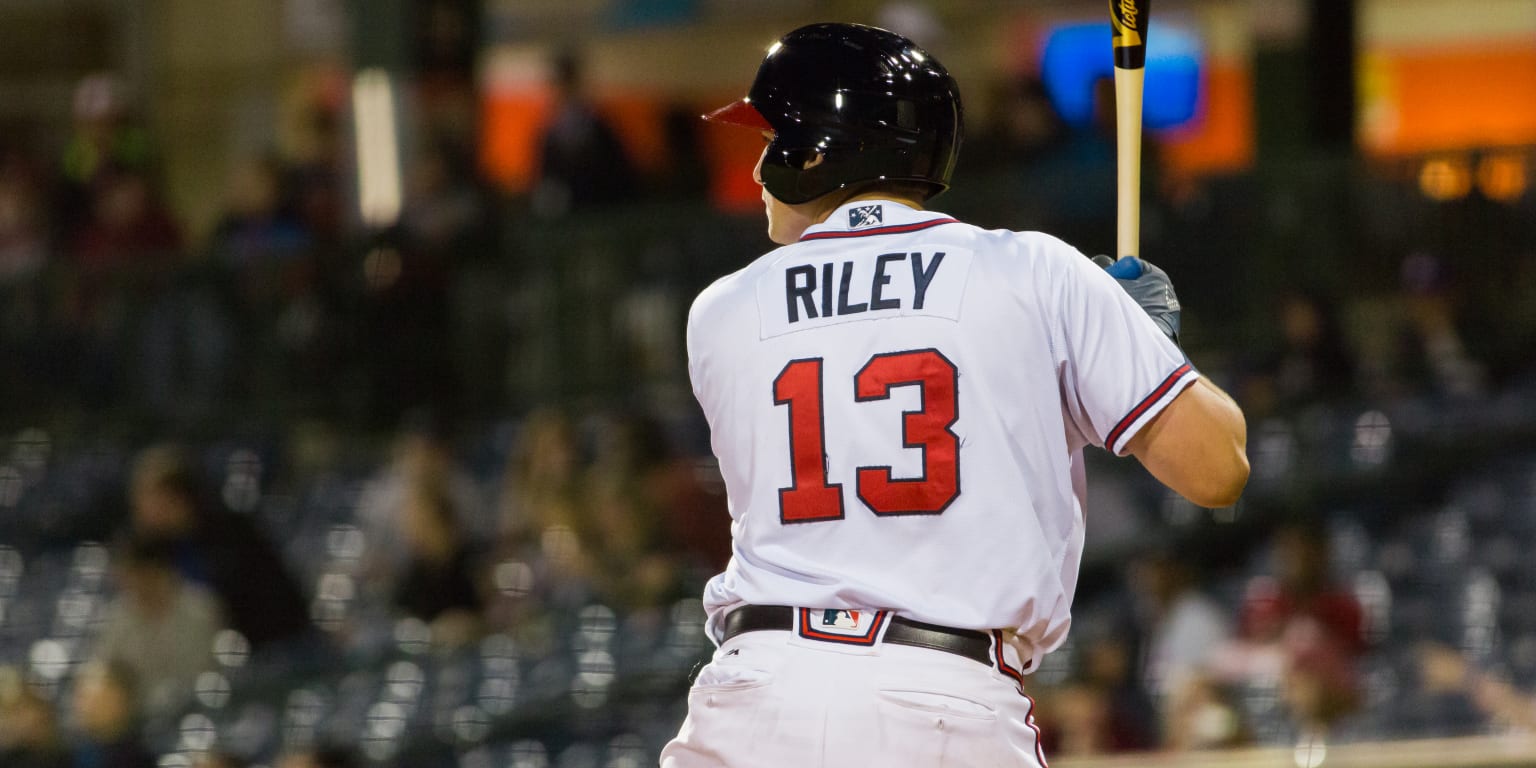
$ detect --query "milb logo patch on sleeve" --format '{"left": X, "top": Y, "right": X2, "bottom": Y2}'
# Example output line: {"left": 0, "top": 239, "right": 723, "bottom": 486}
{"left": 849, "top": 204, "right": 883, "bottom": 228}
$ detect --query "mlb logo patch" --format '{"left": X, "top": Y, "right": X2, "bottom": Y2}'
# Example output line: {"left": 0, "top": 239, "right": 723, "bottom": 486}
{"left": 849, "top": 205, "right": 883, "bottom": 229}
{"left": 797, "top": 607, "right": 889, "bottom": 646}
{"left": 822, "top": 609, "right": 862, "bottom": 629}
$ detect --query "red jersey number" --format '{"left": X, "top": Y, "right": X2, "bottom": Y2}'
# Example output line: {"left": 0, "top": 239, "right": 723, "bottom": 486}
{"left": 773, "top": 358, "right": 846, "bottom": 523}
{"left": 773, "top": 349, "right": 960, "bottom": 524}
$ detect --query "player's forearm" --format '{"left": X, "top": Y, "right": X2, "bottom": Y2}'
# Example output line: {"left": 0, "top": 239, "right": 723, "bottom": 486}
{"left": 1186, "top": 378, "right": 1248, "bottom": 506}
{"left": 1128, "top": 377, "right": 1249, "bottom": 508}
{"left": 1197, "top": 375, "right": 1243, "bottom": 414}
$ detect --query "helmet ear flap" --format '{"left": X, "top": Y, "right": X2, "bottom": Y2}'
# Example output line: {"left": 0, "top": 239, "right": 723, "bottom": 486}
{"left": 782, "top": 147, "right": 822, "bottom": 171}
{"left": 761, "top": 144, "right": 830, "bottom": 204}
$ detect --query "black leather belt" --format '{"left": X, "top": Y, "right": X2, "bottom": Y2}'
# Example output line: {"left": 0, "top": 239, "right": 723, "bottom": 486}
{"left": 721, "top": 605, "right": 994, "bottom": 667}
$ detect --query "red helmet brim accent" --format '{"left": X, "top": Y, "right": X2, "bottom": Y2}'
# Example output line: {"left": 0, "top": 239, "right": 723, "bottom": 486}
{"left": 702, "top": 99, "right": 773, "bottom": 131}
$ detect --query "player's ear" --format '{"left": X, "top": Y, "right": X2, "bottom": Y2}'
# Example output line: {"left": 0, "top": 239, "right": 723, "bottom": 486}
{"left": 781, "top": 148, "right": 824, "bottom": 172}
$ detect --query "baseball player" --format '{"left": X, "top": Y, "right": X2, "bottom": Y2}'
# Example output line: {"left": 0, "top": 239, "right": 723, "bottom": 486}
{"left": 662, "top": 23, "right": 1248, "bottom": 767}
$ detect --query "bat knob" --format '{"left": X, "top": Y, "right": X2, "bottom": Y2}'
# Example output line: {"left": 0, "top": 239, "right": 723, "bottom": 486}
{"left": 1106, "top": 256, "right": 1145, "bottom": 280}
{"left": 1093, "top": 254, "right": 1146, "bottom": 280}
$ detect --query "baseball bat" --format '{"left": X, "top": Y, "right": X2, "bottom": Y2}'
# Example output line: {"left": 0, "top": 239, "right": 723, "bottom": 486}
{"left": 1109, "top": 0, "right": 1151, "bottom": 261}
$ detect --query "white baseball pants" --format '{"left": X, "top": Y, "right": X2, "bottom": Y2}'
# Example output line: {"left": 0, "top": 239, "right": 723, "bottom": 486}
{"left": 660, "top": 629, "right": 1049, "bottom": 767}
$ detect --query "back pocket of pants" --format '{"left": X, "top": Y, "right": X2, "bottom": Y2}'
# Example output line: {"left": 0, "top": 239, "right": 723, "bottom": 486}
{"left": 692, "top": 661, "right": 774, "bottom": 693}
{"left": 877, "top": 689, "right": 997, "bottom": 721}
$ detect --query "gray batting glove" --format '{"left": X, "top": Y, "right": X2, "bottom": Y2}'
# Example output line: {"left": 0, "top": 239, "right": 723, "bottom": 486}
{"left": 1091, "top": 255, "right": 1181, "bottom": 344}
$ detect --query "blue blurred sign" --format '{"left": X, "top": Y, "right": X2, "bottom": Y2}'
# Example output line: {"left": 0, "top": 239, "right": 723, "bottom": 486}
{"left": 1041, "top": 21, "right": 1202, "bottom": 130}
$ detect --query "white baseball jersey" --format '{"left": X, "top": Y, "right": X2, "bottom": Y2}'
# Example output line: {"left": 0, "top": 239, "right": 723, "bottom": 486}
{"left": 686, "top": 199, "right": 1197, "bottom": 670}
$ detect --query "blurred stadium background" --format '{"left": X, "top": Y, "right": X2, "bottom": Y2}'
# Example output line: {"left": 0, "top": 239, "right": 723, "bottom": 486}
{"left": 1, "top": 0, "right": 1536, "bottom": 767}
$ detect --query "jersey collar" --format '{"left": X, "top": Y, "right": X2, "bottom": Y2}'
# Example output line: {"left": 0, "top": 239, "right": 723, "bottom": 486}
{"left": 798, "top": 199, "right": 957, "bottom": 242}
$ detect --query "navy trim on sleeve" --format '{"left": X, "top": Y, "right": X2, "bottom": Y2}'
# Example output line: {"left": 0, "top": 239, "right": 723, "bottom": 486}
{"left": 1105, "top": 362, "right": 1195, "bottom": 453}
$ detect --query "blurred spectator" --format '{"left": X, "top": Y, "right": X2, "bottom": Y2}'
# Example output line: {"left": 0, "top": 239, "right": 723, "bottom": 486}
{"left": 1401, "top": 641, "right": 1536, "bottom": 735}
{"left": 285, "top": 106, "right": 346, "bottom": 246}
{"left": 69, "top": 169, "right": 180, "bottom": 275}
{"left": 490, "top": 408, "right": 600, "bottom": 622}
{"left": 532, "top": 49, "right": 636, "bottom": 217}
{"left": 63, "top": 167, "right": 182, "bottom": 409}
{"left": 66, "top": 168, "right": 181, "bottom": 299}
{"left": 499, "top": 408, "right": 581, "bottom": 547}
{"left": 0, "top": 148, "right": 52, "bottom": 409}
{"left": 628, "top": 414, "right": 729, "bottom": 574}
{"left": 590, "top": 412, "right": 721, "bottom": 601}
{"left": 1399, "top": 641, "right": 1491, "bottom": 737}
{"left": 1034, "top": 615, "right": 1157, "bottom": 756}
{"left": 1037, "top": 682, "right": 1113, "bottom": 757}
{"left": 392, "top": 480, "right": 484, "bottom": 647}
{"left": 1229, "top": 524, "right": 1368, "bottom": 731}
{"left": 207, "top": 153, "right": 318, "bottom": 403}
{"left": 1080, "top": 634, "right": 1158, "bottom": 751}
{"left": 209, "top": 154, "right": 310, "bottom": 269}
{"left": 1395, "top": 251, "right": 1486, "bottom": 398}
{"left": 1130, "top": 550, "right": 1233, "bottom": 717}
{"left": 90, "top": 536, "right": 224, "bottom": 721}
{"left": 0, "top": 148, "right": 48, "bottom": 287}
{"left": 1163, "top": 675, "right": 1246, "bottom": 750}
{"left": 128, "top": 445, "right": 311, "bottom": 650}
{"left": 275, "top": 744, "right": 357, "bottom": 768}
{"left": 56, "top": 73, "right": 153, "bottom": 235}
{"left": 66, "top": 660, "right": 155, "bottom": 768}
{"left": 356, "top": 417, "right": 485, "bottom": 583}
{"left": 413, "top": 0, "right": 480, "bottom": 152}
{"left": 192, "top": 752, "right": 247, "bottom": 768}
{"left": 1242, "top": 291, "right": 1357, "bottom": 416}
{"left": 0, "top": 668, "right": 68, "bottom": 768}
{"left": 581, "top": 465, "right": 678, "bottom": 610}
{"left": 400, "top": 141, "right": 491, "bottom": 264}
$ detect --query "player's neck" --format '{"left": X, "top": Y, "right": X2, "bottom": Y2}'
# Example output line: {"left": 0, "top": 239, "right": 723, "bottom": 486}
{"left": 807, "top": 190, "right": 926, "bottom": 226}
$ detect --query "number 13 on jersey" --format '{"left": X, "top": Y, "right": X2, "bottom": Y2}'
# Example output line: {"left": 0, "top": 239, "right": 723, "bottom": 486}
{"left": 773, "top": 348, "right": 960, "bottom": 524}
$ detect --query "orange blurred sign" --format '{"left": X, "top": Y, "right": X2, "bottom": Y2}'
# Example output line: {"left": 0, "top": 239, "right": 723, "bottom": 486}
{"left": 1361, "top": 43, "right": 1536, "bottom": 154}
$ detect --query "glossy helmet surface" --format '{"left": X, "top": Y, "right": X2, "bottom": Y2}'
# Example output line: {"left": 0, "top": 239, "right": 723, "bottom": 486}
{"left": 705, "top": 23, "right": 963, "bottom": 205}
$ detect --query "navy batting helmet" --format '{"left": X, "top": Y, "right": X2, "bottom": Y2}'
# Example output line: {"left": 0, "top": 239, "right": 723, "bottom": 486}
{"left": 705, "top": 23, "right": 963, "bottom": 205}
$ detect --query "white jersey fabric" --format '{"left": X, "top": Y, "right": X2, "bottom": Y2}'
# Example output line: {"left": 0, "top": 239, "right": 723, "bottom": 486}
{"left": 687, "top": 199, "right": 1197, "bottom": 670}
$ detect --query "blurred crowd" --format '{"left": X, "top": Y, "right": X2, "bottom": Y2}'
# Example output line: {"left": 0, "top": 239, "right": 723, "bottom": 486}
{"left": 0, "top": 71, "right": 500, "bottom": 431}
{"left": 0, "top": 39, "right": 1535, "bottom": 765}
{"left": 1030, "top": 524, "right": 1374, "bottom": 754}
{"left": 1, "top": 57, "right": 1528, "bottom": 431}
{"left": 0, "top": 405, "right": 726, "bottom": 767}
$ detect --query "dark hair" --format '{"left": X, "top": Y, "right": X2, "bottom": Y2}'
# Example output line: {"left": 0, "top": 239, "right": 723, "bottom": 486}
{"left": 551, "top": 48, "right": 584, "bottom": 92}
{"left": 121, "top": 535, "right": 178, "bottom": 568}
{"left": 409, "top": 480, "right": 461, "bottom": 538}
{"left": 202, "top": 751, "right": 250, "bottom": 768}
{"left": 131, "top": 444, "right": 202, "bottom": 503}
{"left": 82, "top": 658, "right": 140, "bottom": 705}
{"left": 311, "top": 745, "right": 360, "bottom": 768}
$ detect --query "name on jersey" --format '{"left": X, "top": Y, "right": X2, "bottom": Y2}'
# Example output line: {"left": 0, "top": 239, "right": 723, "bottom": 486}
{"left": 757, "top": 249, "right": 972, "bottom": 339}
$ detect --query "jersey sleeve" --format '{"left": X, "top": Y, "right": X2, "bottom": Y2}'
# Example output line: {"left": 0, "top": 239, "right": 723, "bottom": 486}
{"left": 1050, "top": 246, "right": 1199, "bottom": 456}
{"left": 685, "top": 269, "right": 740, "bottom": 422}
{"left": 685, "top": 292, "right": 712, "bottom": 414}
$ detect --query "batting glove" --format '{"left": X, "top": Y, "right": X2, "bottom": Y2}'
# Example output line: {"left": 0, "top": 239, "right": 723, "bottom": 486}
{"left": 1092, "top": 255, "right": 1181, "bottom": 344}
